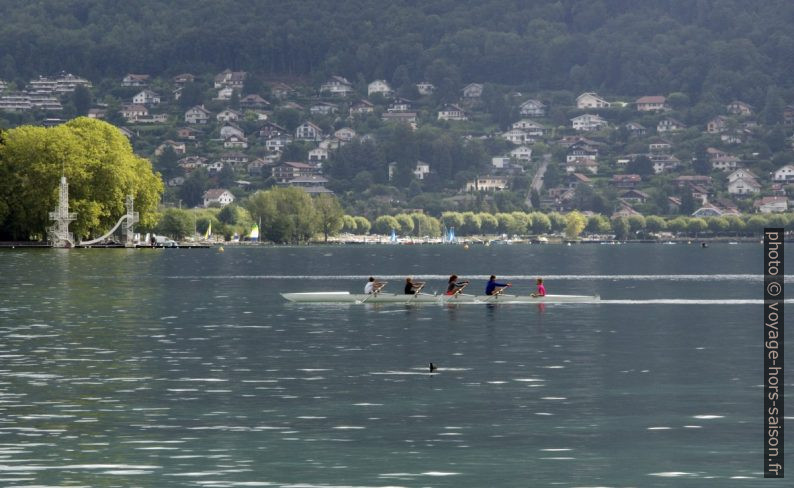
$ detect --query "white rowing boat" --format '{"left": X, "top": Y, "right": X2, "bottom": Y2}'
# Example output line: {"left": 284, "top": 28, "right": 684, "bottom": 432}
{"left": 280, "top": 292, "right": 599, "bottom": 304}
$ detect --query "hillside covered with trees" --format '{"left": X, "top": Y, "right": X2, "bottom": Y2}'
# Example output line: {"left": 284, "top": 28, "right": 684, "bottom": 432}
{"left": 1, "top": 0, "right": 794, "bottom": 107}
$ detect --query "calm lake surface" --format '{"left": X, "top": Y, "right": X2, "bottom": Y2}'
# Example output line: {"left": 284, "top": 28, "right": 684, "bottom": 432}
{"left": 0, "top": 243, "right": 790, "bottom": 487}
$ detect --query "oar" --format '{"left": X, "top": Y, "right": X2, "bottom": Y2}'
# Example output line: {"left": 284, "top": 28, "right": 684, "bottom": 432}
{"left": 406, "top": 282, "right": 426, "bottom": 304}
{"left": 358, "top": 282, "right": 387, "bottom": 304}
{"left": 445, "top": 281, "right": 469, "bottom": 302}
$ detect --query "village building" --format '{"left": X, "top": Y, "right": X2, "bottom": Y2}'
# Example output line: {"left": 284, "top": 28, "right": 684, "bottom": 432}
{"left": 215, "top": 86, "right": 235, "bottom": 101}
{"left": 657, "top": 117, "right": 686, "bottom": 132}
{"left": 381, "top": 112, "right": 417, "bottom": 126}
{"left": 295, "top": 121, "right": 324, "bottom": 141}
{"left": 707, "top": 115, "right": 729, "bottom": 133}
{"left": 270, "top": 82, "right": 294, "bottom": 99}
{"left": 571, "top": 114, "right": 608, "bottom": 131}
{"left": 350, "top": 99, "right": 375, "bottom": 115}
{"left": 220, "top": 152, "right": 249, "bottom": 166}
{"left": 240, "top": 94, "right": 270, "bottom": 110}
{"left": 635, "top": 96, "right": 666, "bottom": 111}
{"left": 512, "top": 119, "right": 547, "bottom": 136}
{"left": 214, "top": 69, "right": 246, "bottom": 89}
{"left": 650, "top": 154, "right": 681, "bottom": 174}
{"left": 726, "top": 100, "right": 753, "bottom": 116}
{"left": 320, "top": 76, "right": 354, "bottom": 96}
{"left": 416, "top": 81, "right": 435, "bottom": 95}
{"left": 120, "top": 104, "right": 148, "bottom": 122}
{"left": 273, "top": 162, "right": 321, "bottom": 183}
{"left": 185, "top": 105, "right": 211, "bottom": 124}
{"left": 501, "top": 129, "right": 533, "bottom": 145}
{"left": 624, "top": 122, "right": 647, "bottom": 137}
{"left": 727, "top": 175, "right": 761, "bottom": 195}
{"left": 132, "top": 90, "right": 160, "bottom": 106}
{"left": 510, "top": 146, "right": 533, "bottom": 161}
{"left": 176, "top": 127, "right": 202, "bottom": 140}
{"left": 754, "top": 196, "right": 788, "bottom": 213}
{"left": 492, "top": 156, "right": 512, "bottom": 169}
{"left": 519, "top": 99, "right": 546, "bottom": 117}
{"left": 565, "top": 158, "right": 599, "bottom": 175}
{"left": 173, "top": 73, "right": 194, "bottom": 85}
{"left": 611, "top": 174, "right": 642, "bottom": 189}
{"left": 308, "top": 148, "right": 329, "bottom": 163}
{"left": 462, "top": 83, "right": 483, "bottom": 98}
{"left": 334, "top": 127, "right": 357, "bottom": 142}
{"left": 216, "top": 109, "right": 242, "bottom": 123}
{"left": 466, "top": 176, "right": 509, "bottom": 192}
{"left": 121, "top": 74, "right": 150, "bottom": 87}
{"left": 367, "top": 80, "right": 392, "bottom": 96}
{"left": 773, "top": 164, "right": 794, "bottom": 182}
{"left": 576, "top": 92, "right": 610, "bottom": 109}
{"left": 310, "top": 102, "right": 339, "bottom": 115}
{"left": 203, "top": 189, "right": 235, "bottom": 207}
{"left": 223, "top": 134, "right": 248, "bottom": 149}
{"left": 219, "top": 123, "right": 244, "bottom": 139}
{"left": 154, "top": 140, "right": 186, "bottom": 156}
{"left": 438, "top": 104, "right": 467, "bottom": 121}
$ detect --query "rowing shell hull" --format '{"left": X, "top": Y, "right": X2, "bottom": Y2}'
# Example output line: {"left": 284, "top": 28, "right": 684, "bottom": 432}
{"left": 280, "top": 292, "right": 599, "bottom": 304}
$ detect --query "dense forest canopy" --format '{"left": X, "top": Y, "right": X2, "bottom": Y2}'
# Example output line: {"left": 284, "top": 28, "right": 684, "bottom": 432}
{"left": 1, "top": 0, "right": 793, "bottom": 106}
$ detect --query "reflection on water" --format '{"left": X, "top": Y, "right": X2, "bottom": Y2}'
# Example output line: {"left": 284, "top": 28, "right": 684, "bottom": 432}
{"left": 0, "top": 245, "right": 784, "bottom": 486}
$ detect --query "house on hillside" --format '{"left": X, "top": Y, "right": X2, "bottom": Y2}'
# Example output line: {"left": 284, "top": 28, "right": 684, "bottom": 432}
{"left": 438, "top": 104, "right": 467, "bottom": 121}
{"left": 465, "top": 176, "right": 509, "bottom": 191}
{"left": 576, "top": 92, "right": 610, "bottom": 109}
{"left": 728, "top": 175, "right": 761, "bottom": 195}
{"left": 510, "top": 146, "right": 533, "bottom": 161}
{"left": 773, "top": 164, "right": 794, "bottom": 182}
{"left": 611, "top": 174, "right": 642, "bottom": 189}
{"left": 368, "top": 80, "right": 392, "bottom": 96}
{"left": 657, "top": 117, "right": 686, "bottom": 132}
{"left": 240, "top": 94, "right": 270, "bottom": 110}
{"left": 121, "top": 74, "right": 150, "bottom": 87}
{"left": 120, "top": 104, "right": 148, "bottom": 122}
{"left": 501, "top": 129, "right": 533, "bottom": 145}
{"left": 217, "top": 109, "right": 242, "bottom": 123}
{"left": 566, "top": 144, "right": 598, "bottom": 163}
{"left": 754, "top": 196, "right": 788, "bottom": 213}
{"left": 462, "top": 83, "right": 483, "bottom": 98}
{"left": 635, "top": 96, "right": 666, "bottom": 111}
{"left": 133, "top": 90, "right": 161, "bottom": 106}
{"left": 625, "top": 122, "right": 647, "bottom": 137}
{"left": 295, "top": 121, "right": 324, "bottom": 141}
{"left": 310, "top": 102, "right": 339, "bottom": 115}
{"left": 512, "top": 119, "right": 547, "bottom": 136}
{"left": 176, "top": 127, "right": 202, "bottom": 140}
{"left": 214, "top": 69, "right": 246, "bottom": 89}
{"left": 308, "top": 147, "right": 329, "bottom": 163}
{"left": 154, "top": 140, "right": 186, "bottom": 156}
{"left": 381, "top": 112, "right": 417, "bottom": 125}
{"left": 273, "top": 162, "right": 321, "bottom": 183}
{"left": 728, "top": 168, "right": 757, "bottom": 185}
{"left": 270, "top": 82, "right": 294, "bottom": 99}
{"left": 219, "top": 123, "right": 244, "bottom": 139}
{"left": 350, "top": 99, "right": 375, "bottom": 115}
{"left": 387, "top": 98, "right": 412, "bottom": 112}
{"left": 320, "top": 76, "right": 354, "bottom": 96}
{"left": 334, "top": 127, "right": 357, "bottom": 142}
{"left": 571, "top": 114, "right": 607, "bottom": 131}
{"left": 416, "top": 81, "right": 435, "bottom": 95}
{"left": 727, "top": 100, "right": 753, "bottom": 116}
{"left": 224, "top": 134, "right": 248, "bottom": 149}
{"left": 185, "top": 105, "right": 211, "bottom": 124}
{"left": 565, "top": 158, "right": 598, "bottom": 175}
{"left": 519, "top": 99, "right": 546, "bottom": 117}
{"left": 203, "top": 189, "right": 235, "bottom": 207}
{"left": 173, "top": 73, "right": 194, "bottom": 85}
{"left": 707, "top": 115, "right": 729, "bottom": 133}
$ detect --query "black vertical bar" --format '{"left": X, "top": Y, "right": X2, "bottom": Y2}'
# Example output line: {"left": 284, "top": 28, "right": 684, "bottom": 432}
{"left": 764, "top": 228, "right": 784, "bottom": 478}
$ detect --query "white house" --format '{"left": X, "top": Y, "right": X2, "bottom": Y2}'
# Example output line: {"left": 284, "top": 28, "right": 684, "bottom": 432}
{"left": 308, "top": 148, "right": 329, "bottom": 162}
{"left": 492, "top": 156, "right": 511, "bottom": 169}
{"left": 462, "top": 83, "right": 483, "bottom": 98}
{"left": 438, "top": 104, "right": 467, "bottom": 121}
{"left": 501, "top": 129, "right": 533, "bottom": 145}
{"left": 727, "top": 101, "right": 753, "bottom": 116}
{"left": 224, "top": 134, "right": 248, "bottom": 149}
{"left": 185, "top": 105, "right": 211, "bottom": 124}
{"left": 728, "top": 168, "right": 757, "bottom": 184}
{"left": 368, "top": 80, "right": 392, "bottom": 96}
{"left": 217, "top": 109, "right": 242, "bottom": 123}
{"left": 657, "top": 117, "right": 686, "bottom": 132}
{"left": 511, "top": 119, "right": 546, "bottom": 136}
{"left": 728, "top": 176, "right": 761, "bottom": 195}
{"left": 416, "top": 81, "right": 435, "bottom": 95}
{"left": 571, "top": 114, "right": 608, "bottom": 131}
{"left": 334, "top": 127, "right": 357, "bottom": 142}
{"left": 219, "top": 124, "right": 244, "bottom": 139}
{"left": 214, "top": 70, "right": 246, "bottom": 89}
{"left": 121, "top": 74, "right": 150, "bottom": 87}
{"left": 635, "top": 96, "right": 666, "bottom": 111}
{"left": 519, "top": 99, "right": 546, "bottom": 117}
{"left": 203, "top": 189, "right": 235, "bottom": 207}
{"left": 773, "top": 164, "right": 794, "bottom": 182}
{"left": 466, "top": 176, "right": 509, "bottom": 191}
{"left": 320, "top": 76, "right": 354, "bottom": 96}
{"left": 576, "top": 92, "right": 610, "bottom": 109}
{"left": 310, "top": 102, "right": 338, "bottom": 115}
{"left": 132, "top": 90, "right": 161, "bottom": 106}
{"left": 754, "top": 196, "right": 788, "bottom": 213}
{"left": 120, "top": 104, "right": 148, "bottom": 121}
{"left": 215, "top": 86, "right": 234, "bottom": 101}
{"left": 295, "top": 121, "right": 323, "bottom": 141}
{"left": 413, "top": 161, "right": 431, "bottom": 180}
{"left": 510, "top": 146, "right": 533, "bottom": 161}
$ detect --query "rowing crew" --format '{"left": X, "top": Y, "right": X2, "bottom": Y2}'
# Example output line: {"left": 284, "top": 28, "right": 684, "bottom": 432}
{"left": 365, "top": 275, "right": 546, "bottom": 297}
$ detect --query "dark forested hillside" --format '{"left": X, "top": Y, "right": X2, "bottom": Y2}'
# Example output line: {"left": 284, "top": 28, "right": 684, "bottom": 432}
{"left": 1, "top": 0, "right": 793, "bottom": 106}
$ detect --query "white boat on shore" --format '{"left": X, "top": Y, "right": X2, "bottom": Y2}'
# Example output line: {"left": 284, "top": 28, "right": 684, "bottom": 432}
{"left": 281, "top": 292, "right": 599, "bottom": 304}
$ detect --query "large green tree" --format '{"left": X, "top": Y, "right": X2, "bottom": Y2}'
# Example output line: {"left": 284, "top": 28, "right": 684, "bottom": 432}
{"left": 245, "top": 187, "right": 319, "bottom": 244}
{"left": 313, "top": 193, "right": 344, "bottom": 242}
{"left": 0, "top": 117, "right": 162, "bottom": 241}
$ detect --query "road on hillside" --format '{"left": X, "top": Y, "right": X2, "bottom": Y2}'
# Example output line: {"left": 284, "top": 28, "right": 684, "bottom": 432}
{"left": 527, "top": 154, "right": 550, "bottom": 207}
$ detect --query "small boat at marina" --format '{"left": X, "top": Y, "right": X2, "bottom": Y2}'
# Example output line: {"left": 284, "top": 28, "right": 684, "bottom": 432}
{"left": 281, "top": 292, "right": 599, "bottom": 304}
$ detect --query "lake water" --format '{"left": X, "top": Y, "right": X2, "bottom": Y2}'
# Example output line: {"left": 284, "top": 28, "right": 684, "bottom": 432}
{"left": 0, "top": 243, "right": 790, "bottom": 487}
